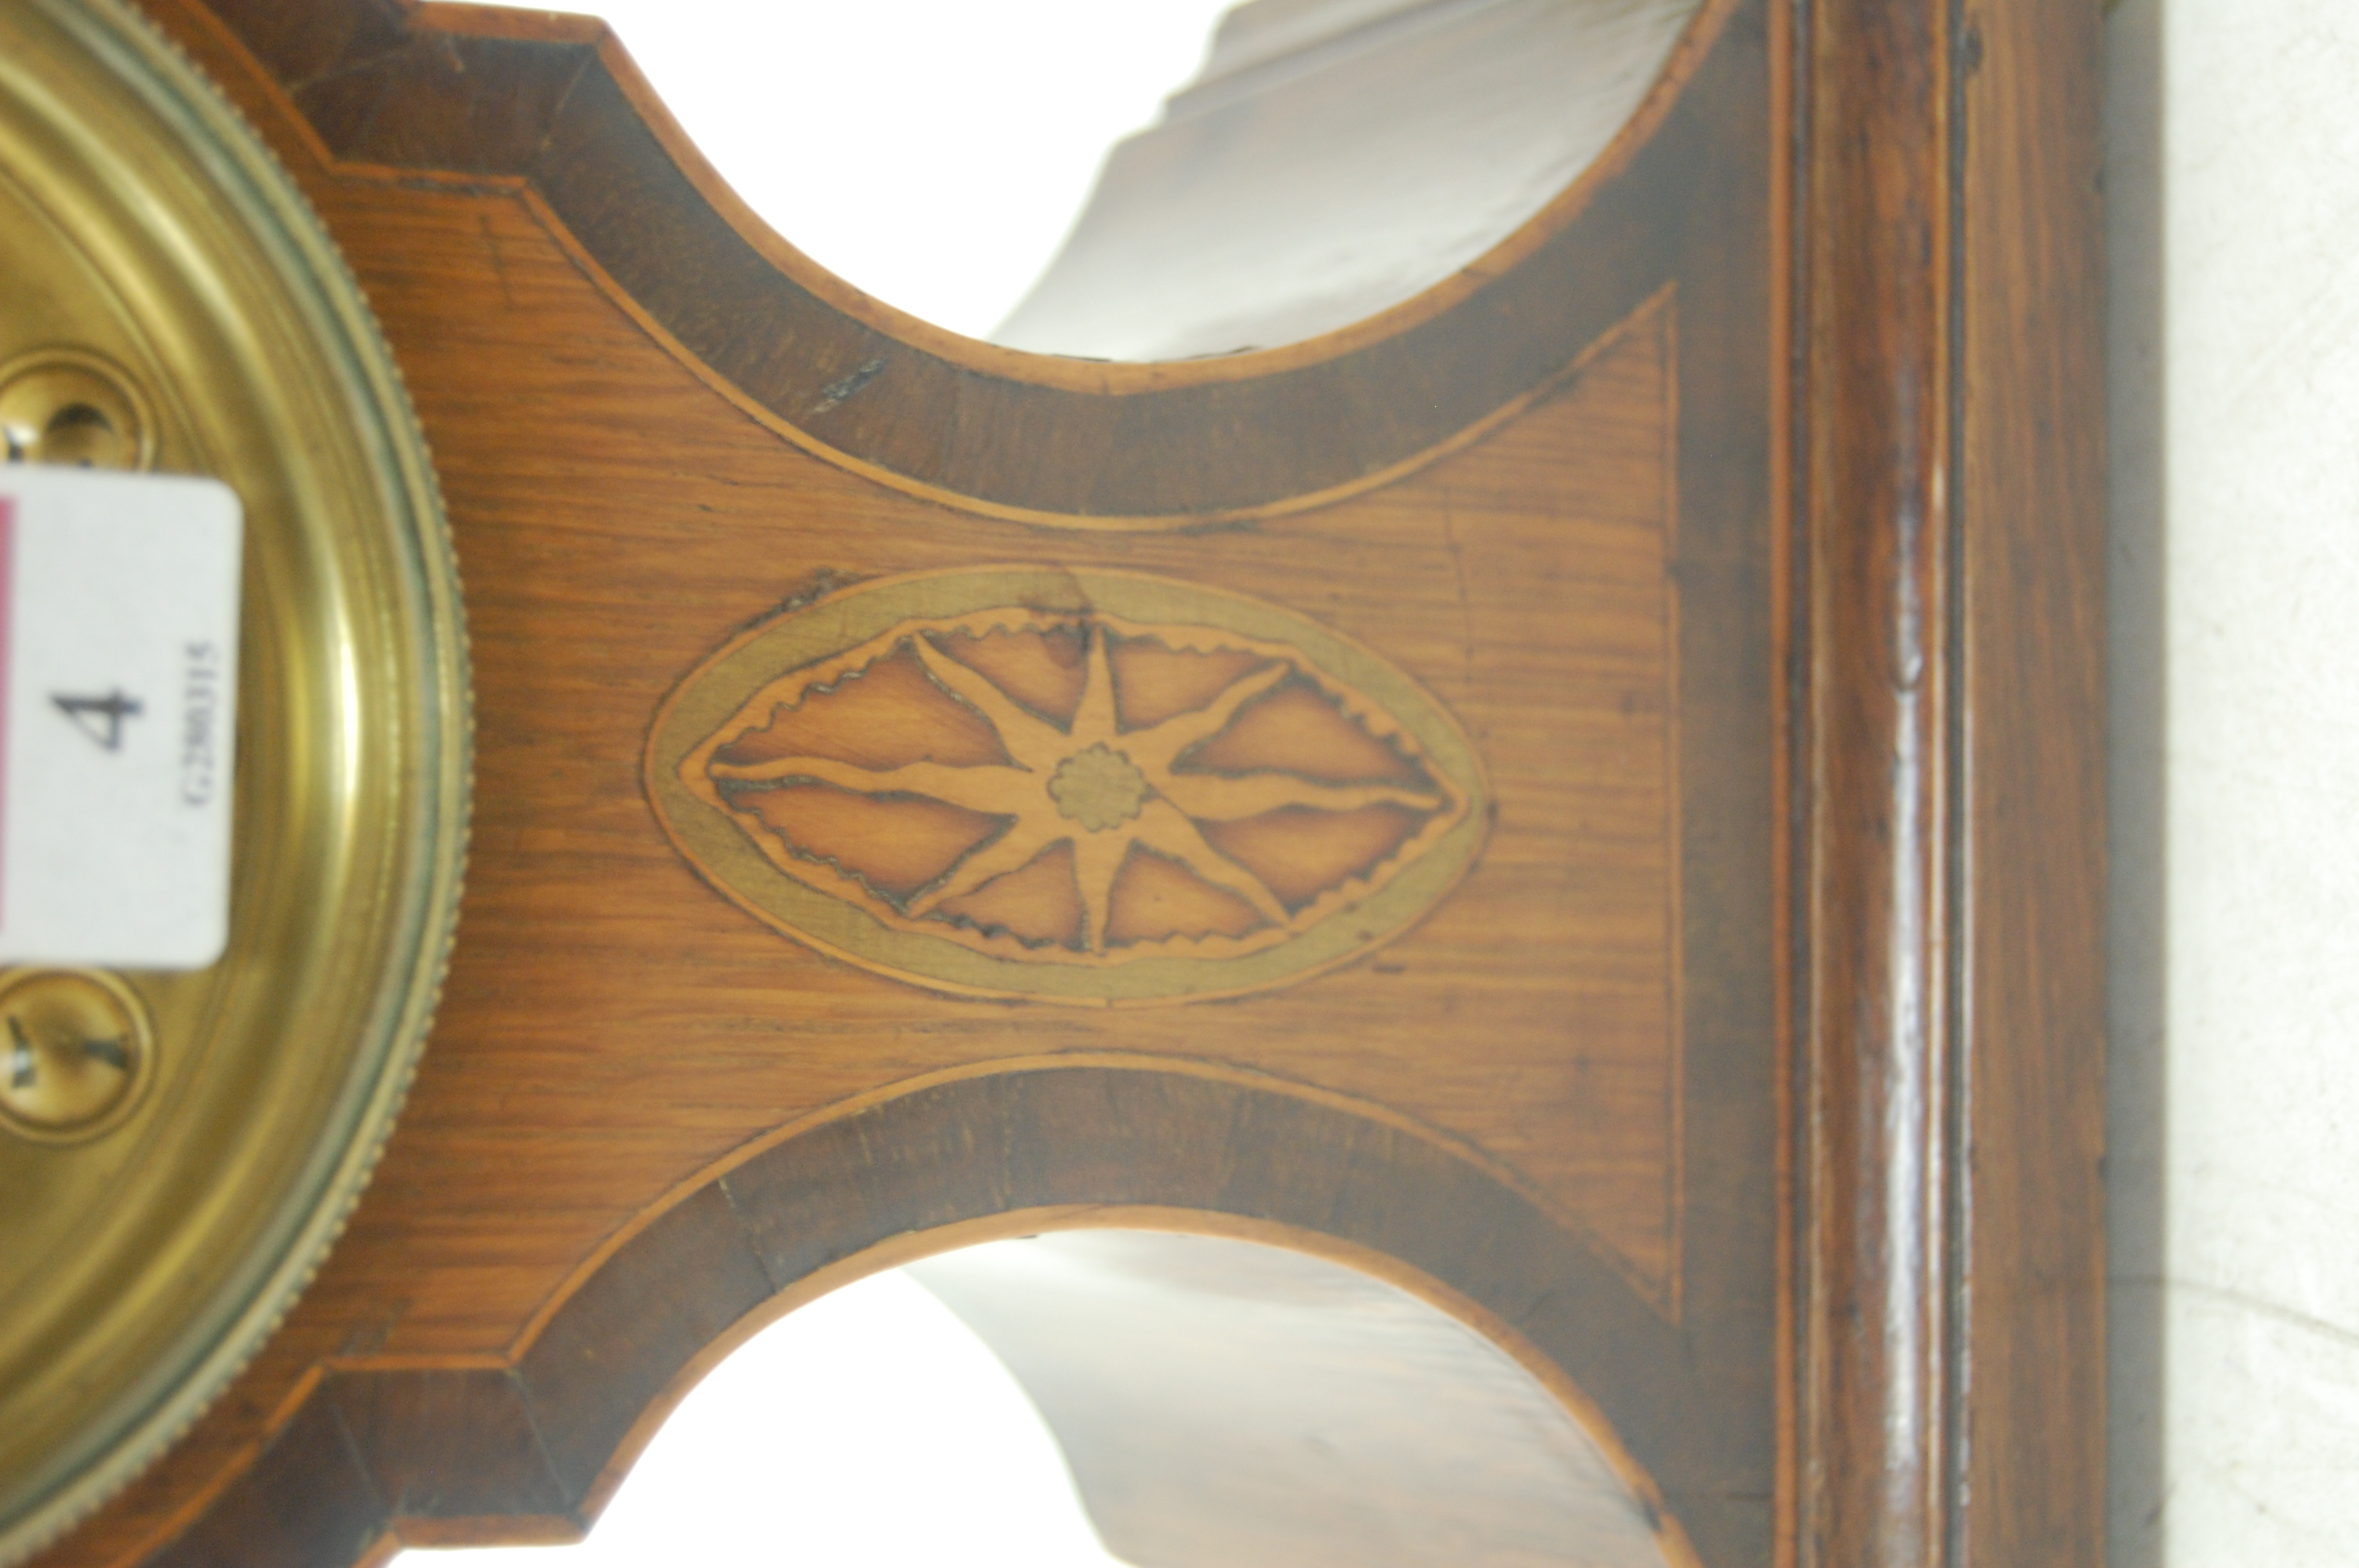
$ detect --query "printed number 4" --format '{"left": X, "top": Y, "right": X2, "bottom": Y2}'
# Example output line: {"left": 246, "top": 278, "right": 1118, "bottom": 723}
{"left": 53, "top": 690, "right": 143, "bottom": 752}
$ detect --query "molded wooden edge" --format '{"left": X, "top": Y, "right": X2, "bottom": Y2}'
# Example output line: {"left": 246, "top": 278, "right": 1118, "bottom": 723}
{"left": 136, "top": 1065, "right": 1754, "bottom": 1567}
{"left": 184, "top": 0, "right": 1754, "bottom": 522}
{"left": 1797, "top": 1, "right": 1958, "bottom": 1561}
{"left": 1795, "top": 0, "right": 2106, "bottom": 1564}
{"left": 1767, "top": 0, "right": 1799, "bottom": 1560}
{"left": 1954, "top": 3, "right": 2108, "bottom": 1562}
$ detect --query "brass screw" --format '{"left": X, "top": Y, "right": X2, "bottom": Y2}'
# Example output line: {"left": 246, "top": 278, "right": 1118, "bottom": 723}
{"left": 0, "top": 970, "right": 154, "bottom": 1143}
{"left": 0, "top": 349, "right": 154, "bottom": 470}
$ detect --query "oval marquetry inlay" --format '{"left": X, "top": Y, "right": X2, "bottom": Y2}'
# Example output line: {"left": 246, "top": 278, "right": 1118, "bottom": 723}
{"left": 647, "top": 567, "right": 1487, "bottom": 1004}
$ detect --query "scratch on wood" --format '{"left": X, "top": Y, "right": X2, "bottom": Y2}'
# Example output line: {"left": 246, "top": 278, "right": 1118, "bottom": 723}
{"left": 809, "top": 358, "right": 886, "bottom": 416}
{"left": 478, "top": 213, "right": 516, "bottom": 313}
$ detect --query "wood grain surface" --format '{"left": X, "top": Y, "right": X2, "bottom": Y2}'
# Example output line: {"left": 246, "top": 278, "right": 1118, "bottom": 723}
{"left": 1797, "top": 0, "right": 1961, "bottom": 1558}
{"left": 20, "top": 0, "right": 2103, "bottom": 1563}
{"left": 1953, "top": 3, "right": 2109, "bottom": 1560}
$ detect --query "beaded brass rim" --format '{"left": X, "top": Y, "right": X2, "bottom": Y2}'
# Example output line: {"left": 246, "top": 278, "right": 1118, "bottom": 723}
{"left": 0, "top": 1, "right": 469, "bottom": 1561}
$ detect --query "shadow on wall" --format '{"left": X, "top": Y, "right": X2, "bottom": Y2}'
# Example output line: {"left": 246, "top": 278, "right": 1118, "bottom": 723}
{"left": 2103, "top": 0, "right": 2165, "bottom": 1563}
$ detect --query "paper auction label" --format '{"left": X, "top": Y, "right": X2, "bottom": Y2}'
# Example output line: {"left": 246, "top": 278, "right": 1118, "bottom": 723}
{"left": 0, "top": 465, "right": 242, "bottom": 969}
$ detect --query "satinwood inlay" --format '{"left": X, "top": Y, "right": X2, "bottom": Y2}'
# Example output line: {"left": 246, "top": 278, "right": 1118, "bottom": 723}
{"left": 648, "top": 568, "right": 1486, "bottom": 1004}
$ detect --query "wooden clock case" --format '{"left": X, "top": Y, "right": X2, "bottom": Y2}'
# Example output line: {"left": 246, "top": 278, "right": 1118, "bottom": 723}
{"left": 22, "top": 0, "right": 2106, "bottom": 1564}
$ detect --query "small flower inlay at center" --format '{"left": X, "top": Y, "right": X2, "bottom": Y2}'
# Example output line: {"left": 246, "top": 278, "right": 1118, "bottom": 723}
{"left": 1048, "top": 743, "right": 1150, "bottom": 832}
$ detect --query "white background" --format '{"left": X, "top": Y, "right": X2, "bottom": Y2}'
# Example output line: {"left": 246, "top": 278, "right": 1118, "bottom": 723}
{"left": 2106, "top": 2, "right": 2359, "bottom": 1564}
{"left": 576, "top": 0, "right": 1234, "bottom": 339}
{"left": 418, "top": 1270, "right": 1126, "bottom": 1566}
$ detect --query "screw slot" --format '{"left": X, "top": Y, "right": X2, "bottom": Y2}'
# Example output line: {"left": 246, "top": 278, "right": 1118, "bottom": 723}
{"left": 0, "top": 969, "right": 156, "bottom": 1143}
{"left": 0, "top": 349, "right": 154, "bottom": 470}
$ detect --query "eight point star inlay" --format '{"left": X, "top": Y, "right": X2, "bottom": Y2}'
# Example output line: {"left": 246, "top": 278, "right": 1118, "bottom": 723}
{"left": 703, "top": 623, "right": 1449, "bottom": 953}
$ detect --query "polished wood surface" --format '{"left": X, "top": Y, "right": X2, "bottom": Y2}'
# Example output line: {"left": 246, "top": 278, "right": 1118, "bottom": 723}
{"left": 1797, "top": 1, "right": 1960, "bottom": 1557}
{"left": 1795, "top": 3, "right": 2108, "bottom": 1564}
{"left": 1954, "top": 3, "right": 2108, "bottom": 1559}
{"left": 22, "top": 0, "right": 2103, "bottom": 1563}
